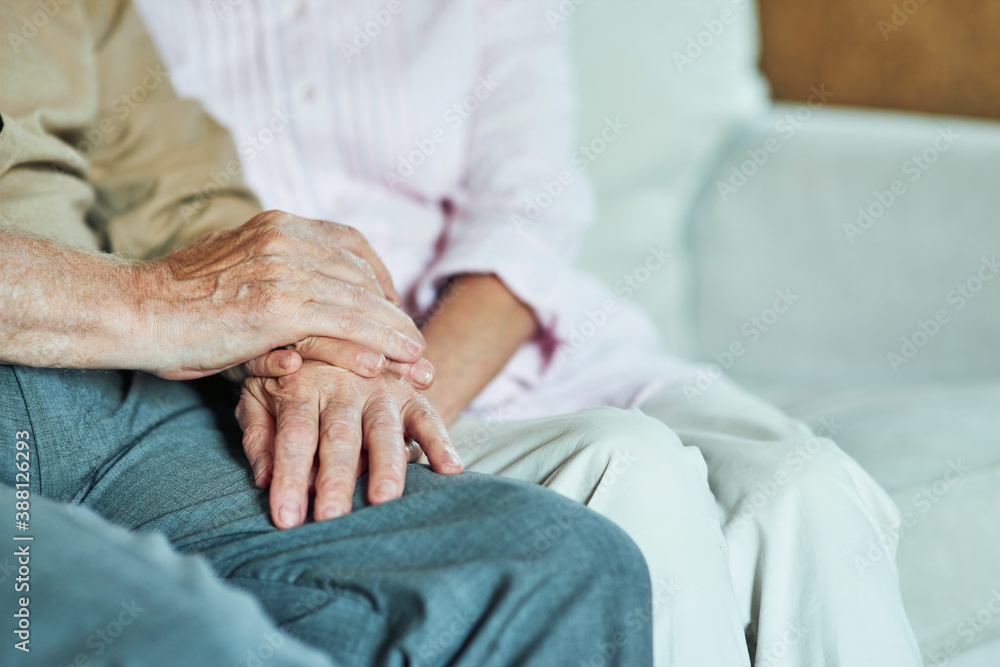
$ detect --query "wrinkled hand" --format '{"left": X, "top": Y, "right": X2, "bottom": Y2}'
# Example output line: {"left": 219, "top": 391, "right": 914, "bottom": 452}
{"left": 236, "top": 335, "right": 438, "bottom": 391}
{"left": 237, "top": 361, "right": 463, "bottom": 529}
{"left": 143, "top": 210, "right": 424, "bottom": 380}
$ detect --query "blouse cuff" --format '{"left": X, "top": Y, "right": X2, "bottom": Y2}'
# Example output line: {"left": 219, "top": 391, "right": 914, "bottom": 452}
{"left": 413, "top": 219, "right": 575, "bottom": 346}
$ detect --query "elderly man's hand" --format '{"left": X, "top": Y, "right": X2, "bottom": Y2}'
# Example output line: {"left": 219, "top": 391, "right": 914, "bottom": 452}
{"left": 237, "top": 361, "right": 463, "bottom": 529}
{"left": 237, "top": 335, "right": 438, "bottom": 391}
{"left": 142, "top": 210, "right": 424, "bottom": 380}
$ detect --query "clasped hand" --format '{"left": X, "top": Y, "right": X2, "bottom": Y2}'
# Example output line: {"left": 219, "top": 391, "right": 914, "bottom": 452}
{"left": 147, "top": 210, "right": 463, "bottom": 529}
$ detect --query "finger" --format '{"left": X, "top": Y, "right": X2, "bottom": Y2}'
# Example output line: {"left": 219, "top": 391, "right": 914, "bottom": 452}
{"left": 362, "top": 399, "right": 408, "bottom": 505}
{"left": 356, "top": 451, "right": 370, "bottom": 478}
{"left": 404, "top": 399, "right": 463, "bottom": 475}
{"left": 314, "top": 221, "right": 402, "bottom": 306}
{"left": 236, "top": 388, "right": 278, "bottom": 488}
{"left": 290, "top": 338, "right": 386, "bottom": 378}
{"left": 299, "top": 247, "right": 387, "bottom": 301}
{"left": 303, "top": 275, "right": 423, "bottom": 345}
{"left": 242, "top": 349, "right": 303, "bottom": 378}
{"left": 313, "top": 402, "right": 363, "bottom": 521}
{"left": 384, "top": 358, "right": 435, "bottom": 390}
{"left": 249, "top": 211, "right": 400, "bottom": 303}
{"left": 300, "top": 303, "right": 424, "bottom": 364}
{"left": 270, "top": 391, "right": 320, "bottom": 529}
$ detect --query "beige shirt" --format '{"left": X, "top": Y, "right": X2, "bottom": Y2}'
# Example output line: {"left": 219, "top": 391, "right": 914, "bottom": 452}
{"left": 0, "top": 0, "right": 260, "bottom": 259}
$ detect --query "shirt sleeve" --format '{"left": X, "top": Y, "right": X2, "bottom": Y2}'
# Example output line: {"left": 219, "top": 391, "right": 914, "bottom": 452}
{"left": 413, "top": 0, "right": 595, "bottom": 341}
{"left": 0, "top": 0, "right": 261, "bottom": 260}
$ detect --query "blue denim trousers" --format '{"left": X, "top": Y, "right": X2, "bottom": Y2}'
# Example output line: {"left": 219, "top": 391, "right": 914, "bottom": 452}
{"left": 0, "top": 365, "right": 653, "bottom": 666}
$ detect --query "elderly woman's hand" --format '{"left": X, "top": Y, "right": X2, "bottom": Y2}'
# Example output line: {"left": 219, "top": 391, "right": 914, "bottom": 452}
{"left": 236, "top": 361, "right": 463, "bottom": 529}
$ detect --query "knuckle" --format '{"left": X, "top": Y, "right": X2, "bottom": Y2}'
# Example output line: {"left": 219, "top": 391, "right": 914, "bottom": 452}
{"left": 322, "top": 412, "right": 361, "bottom": 439}
{"left": 342, "top": 224, "right": 365, "bottom": 246}
{"left": 255, "top": 225, "right": 292, "bottom": 255}
{"left": 367, "top": 413, "right": 402, "bottom": 433}
{"left": 257, "top": 209, "right": 286, "bottom": 226}
{"left": 345, "top": 283, "right": 372, "bottom": 313}
{"left": 275, "top": 372, "right": 304, "bottom": 394}
{"left": 275, "top": 425, "right": 315, "bottom": 450}
{"left": 258, "top": 285, "right": 288, "bottom": 317}
{"left": 338, "top": 309, "right": 365, "bottom": 335}
{"left": 377, "top": 323, "right": 398, "bottom": 350}
{"left": 355, "top": 256, "right": 375, "bottom": 279}
{"left": 315, "top": 475, "right": 352, "bottom": 498}
{"left": 242, "top": 425, "right": 270, "bottom": 447}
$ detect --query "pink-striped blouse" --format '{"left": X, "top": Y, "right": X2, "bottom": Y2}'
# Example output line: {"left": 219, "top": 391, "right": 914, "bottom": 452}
{"left": 136, "top": 0, "right": 695, "bottom": 420}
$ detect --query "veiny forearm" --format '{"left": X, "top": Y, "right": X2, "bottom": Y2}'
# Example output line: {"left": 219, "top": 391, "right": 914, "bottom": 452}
{"left": 419, "top": 274, "right": 538, "bottom": 425}
{"left": 0, "top": 230, "right": 152, "bottom": 371}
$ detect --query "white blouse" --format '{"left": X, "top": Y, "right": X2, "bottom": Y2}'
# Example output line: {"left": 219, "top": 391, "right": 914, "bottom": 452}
{"left": 137, "top": 0, "right": 695, "bottom": 419}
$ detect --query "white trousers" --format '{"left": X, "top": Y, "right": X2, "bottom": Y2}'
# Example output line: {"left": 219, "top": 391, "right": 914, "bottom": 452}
{"left": 448, "top": 380, "right": 922, "bottom": 667}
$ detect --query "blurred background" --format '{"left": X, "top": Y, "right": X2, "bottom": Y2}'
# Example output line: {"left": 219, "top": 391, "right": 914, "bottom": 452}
{"left": 759, "top": 0, "right": 1000, "bottom": 120}
{"left": 564, "top": 2, "right": 999, "bottom": 666}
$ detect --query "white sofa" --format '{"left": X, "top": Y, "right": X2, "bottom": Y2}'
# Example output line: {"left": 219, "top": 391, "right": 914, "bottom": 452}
{"left": 569, "top": 2, "right": 1000, "bottom": 665}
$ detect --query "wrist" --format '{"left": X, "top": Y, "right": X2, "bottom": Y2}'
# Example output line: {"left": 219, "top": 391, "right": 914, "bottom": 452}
{"left": 129, "top": 260, "right": 184, "bottom": 375}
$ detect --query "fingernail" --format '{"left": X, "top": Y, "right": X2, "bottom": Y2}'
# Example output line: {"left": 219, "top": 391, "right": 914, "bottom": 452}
{"left": 278, "top": 353, "right": 293, "bottom": 370}
{"left": 414, "top": 359, "right": 434, "bottom": 385}
{"left": 360, "top": 351, "right": 384, "bottom": 373}
{"left": 278, "top": 503, "right": 301, "bottom": 527}
{"left": 405, "top": 337, "right": 422, "bottom": 356}
{"left": 448, "top": 451, "right": 464, "bottom": 468}
{"left": 375, "top": 480, "right": 399, "bottom": 500}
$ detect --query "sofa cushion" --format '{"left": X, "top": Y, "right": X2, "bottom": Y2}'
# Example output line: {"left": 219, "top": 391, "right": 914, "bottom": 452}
{"left": 688, "top": 105, "right": 1000, "bottom": 386}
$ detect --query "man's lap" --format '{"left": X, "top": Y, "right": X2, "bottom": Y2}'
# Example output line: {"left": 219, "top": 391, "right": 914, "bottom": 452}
{"left": 0, "top": 364, "right": 655, "bottom": 665}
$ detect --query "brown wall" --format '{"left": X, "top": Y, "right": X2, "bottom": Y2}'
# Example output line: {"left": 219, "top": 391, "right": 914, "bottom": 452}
{"left": 758, "top": 0, "right": 1000, "bottom": 120}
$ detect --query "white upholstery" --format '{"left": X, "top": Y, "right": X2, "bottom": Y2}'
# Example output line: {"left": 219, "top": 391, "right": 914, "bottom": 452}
{"left": 570, "top": 0, "right": 769, "bottom": 355}
{"left": 569, "top": 3, "right": 1000, "bottom": 664}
